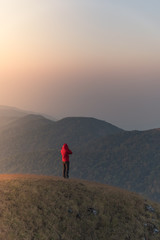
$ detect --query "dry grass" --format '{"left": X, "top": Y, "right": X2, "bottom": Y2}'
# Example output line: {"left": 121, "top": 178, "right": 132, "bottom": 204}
{"left": 0, "top": 174, "right": 160, "bottom": 240}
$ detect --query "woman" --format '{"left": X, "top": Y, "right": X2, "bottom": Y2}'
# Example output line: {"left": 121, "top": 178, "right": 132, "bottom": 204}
{"left": 61, "top": 143, "right": 72, "bottom": 178}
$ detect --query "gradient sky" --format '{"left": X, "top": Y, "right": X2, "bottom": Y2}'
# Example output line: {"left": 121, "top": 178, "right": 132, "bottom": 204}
{"left": 0, "top": 0, "right": 160, "bottom": 130}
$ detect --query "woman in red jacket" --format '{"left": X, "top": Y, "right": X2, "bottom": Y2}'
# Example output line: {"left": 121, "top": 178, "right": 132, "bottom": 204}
{"left": 61, "top": 143, "right": 72, "bottom": 178}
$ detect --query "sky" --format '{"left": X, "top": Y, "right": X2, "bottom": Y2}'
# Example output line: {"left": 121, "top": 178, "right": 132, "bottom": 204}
{"left": 0, "top": 0, "right": 160, "bottom": 130}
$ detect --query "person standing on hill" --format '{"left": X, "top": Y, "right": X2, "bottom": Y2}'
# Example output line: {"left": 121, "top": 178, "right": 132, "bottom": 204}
{"left": 61, "top": 143, "right": 72, "bottom": 178}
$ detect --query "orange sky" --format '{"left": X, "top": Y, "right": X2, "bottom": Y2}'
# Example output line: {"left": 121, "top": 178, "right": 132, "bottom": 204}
{"left": 0, "top": 0, "right": 160, "bottom": 129}
{"left": 1, "top": 0, "right": 160, "bottom": 77}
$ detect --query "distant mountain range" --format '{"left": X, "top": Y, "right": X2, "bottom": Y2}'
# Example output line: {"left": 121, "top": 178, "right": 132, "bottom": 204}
{"left": 0, "top": 105, "right": 55, "bottom": 128}
{"left": 0, "top": 106, "right": 160, "bottom": 202}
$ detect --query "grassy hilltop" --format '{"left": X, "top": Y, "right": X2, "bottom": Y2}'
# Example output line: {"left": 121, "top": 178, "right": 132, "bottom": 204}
{"left": 0, "top": 174, "right": 160, "bottom": 240}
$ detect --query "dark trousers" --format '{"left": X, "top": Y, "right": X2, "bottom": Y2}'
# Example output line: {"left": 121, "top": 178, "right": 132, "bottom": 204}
{"left": 63, "top": 161, "right": 70, "bottom": 178}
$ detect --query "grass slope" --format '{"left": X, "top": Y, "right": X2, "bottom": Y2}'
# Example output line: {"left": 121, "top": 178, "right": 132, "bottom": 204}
{"left": 0, "top": 174, "right": 160, "bottom": 240}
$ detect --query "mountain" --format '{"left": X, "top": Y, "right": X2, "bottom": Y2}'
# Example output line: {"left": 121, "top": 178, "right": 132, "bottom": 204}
{"left": 72, "top": 129, "right": 160, "bottom": 201}
{"left": 0, "top": 114, "right": 123, "bottom": 157}
{"left": 0, "top": 106, "right": 56, "bottom": 129}
{"left": 0, "top": 105, "right": 28, "bottom": 117}
{"left": 0, "top": 113, "right": 123, "bottom": 177}
{"left": 0, "top": 174, "right": 160, "bottom": 240}
{"left": 0, "top": 105, "right": 28, "bottom": 128}
{"left": 1, "top": 111, "right": 160, "bottom": 202}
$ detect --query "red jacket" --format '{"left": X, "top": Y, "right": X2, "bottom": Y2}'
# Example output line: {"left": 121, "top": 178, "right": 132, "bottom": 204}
{"left": 61, "top": 144, "right": 72, "bottom": 162}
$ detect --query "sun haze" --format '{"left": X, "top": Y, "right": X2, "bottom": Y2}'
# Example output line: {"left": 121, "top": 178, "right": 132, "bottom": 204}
{"left": 0, "top": 0, "right": 160, "bottom": 130}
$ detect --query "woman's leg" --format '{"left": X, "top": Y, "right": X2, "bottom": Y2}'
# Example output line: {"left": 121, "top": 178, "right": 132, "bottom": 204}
{"left": 66, "top": 162, "right": 70, "bottom": 178}
{"left": 63, "top": 162, "right": 66, "bottom": 178}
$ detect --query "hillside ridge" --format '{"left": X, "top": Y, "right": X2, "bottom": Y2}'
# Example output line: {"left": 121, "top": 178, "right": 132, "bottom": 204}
{"left": 0, "top": 174, "right": 160, "bottom": 240}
